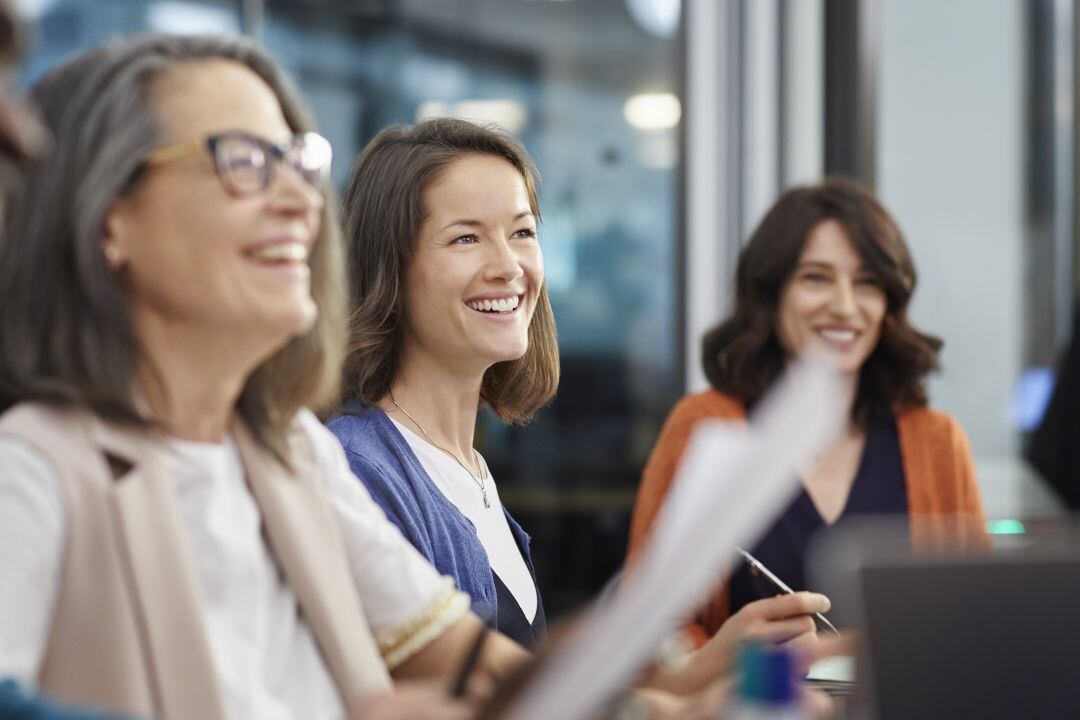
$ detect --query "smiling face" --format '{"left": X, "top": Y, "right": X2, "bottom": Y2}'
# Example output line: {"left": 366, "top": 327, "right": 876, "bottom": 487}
{"left": 776, "top": 219, "right": 887, "bottom": 375}
{"left": 402, "top": 153, "right": 543, "bottom": 376}
{"left": 102, "top": 59, "right": 324, "bottom": 356}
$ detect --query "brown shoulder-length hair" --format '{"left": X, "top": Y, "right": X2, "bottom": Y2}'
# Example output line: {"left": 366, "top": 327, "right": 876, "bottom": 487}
{"left": 702, "top": 177, "right": 941, "bottom": 425}
{"left": 339, "top": 117, "right": 559, "bottom": 423}
{"left": 0, "top": 34, "right": 346, "bottom": 463}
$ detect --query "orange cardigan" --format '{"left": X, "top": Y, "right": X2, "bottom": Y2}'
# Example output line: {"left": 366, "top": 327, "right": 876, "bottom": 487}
{"left": 627, "top": 390, "right": 988, "bottom": 648}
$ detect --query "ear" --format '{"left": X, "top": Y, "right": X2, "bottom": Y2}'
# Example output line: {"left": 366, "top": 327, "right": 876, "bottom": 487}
{"left": 102, "top": 196, "right": 132, "bottom": 269}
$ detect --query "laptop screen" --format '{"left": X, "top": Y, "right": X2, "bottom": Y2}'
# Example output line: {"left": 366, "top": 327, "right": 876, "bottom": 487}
{"left": 858, "top": 554, "right": 1080, "bottom": 719}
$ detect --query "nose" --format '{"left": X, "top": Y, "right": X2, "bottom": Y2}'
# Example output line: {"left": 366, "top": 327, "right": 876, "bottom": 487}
{"left": 484, "top": 237, "right": 525, "bottom": 284}
{"left": 268, "top": 162, "right": 324, "bottom": 216}
{"left": 830, "top": 276, "right": 857, "bottom": 318}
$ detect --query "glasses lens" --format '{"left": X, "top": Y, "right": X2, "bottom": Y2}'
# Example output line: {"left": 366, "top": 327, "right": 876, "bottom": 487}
{"left": 290, "top": 132, "right": 332, "bottom": 187}
{"left": 216, "top": 134, "right": 269, "bottom": 194}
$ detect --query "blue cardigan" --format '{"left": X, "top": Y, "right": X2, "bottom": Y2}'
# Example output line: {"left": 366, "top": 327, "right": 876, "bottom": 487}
{"left": 326, "top": 402, "right": 545, "bottom": 644}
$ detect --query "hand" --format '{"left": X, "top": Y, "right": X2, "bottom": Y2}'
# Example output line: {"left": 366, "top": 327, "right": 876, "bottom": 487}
{"left": 649, "top": 592, "right": 831, "bottom": 695}
{"left": 348, "top": 682, "right": 476, "bottom": 720}
{"left": 705, "top": 591, "right": 830, "bottom": 670}
{"left": 626, "top": 680, "right": 834, "bottom": 720}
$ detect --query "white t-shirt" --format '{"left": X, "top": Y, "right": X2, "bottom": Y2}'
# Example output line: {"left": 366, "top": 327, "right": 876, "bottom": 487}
{"left": 390, "top": 418, "right": 538, "bottom": 623}
{"left": 0, "top": 411, "right": 468, "bottom": 720}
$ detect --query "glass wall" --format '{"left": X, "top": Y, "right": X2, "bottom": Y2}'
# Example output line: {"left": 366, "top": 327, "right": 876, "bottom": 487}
{"left": 876, "top": 0, "right": 1066, "bottom": 520}
{"left": 20, "top": 0, "right": 684, "bottom": 616}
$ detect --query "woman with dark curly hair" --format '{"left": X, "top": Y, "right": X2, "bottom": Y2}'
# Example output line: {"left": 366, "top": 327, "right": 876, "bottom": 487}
{"left": 627, "top": 177, "right": 986, "bottom": 656}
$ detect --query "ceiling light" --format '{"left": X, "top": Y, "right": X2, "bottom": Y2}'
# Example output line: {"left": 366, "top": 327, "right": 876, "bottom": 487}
{"left": 624, "top": 93, "right": 681, "bottom": 131}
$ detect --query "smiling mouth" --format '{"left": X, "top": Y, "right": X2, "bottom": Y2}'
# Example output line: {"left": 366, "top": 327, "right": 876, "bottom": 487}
{"left": 244, "top": 242, "right": 309, "bottom": 264}
{"left": 818, "top": 328, "right": 858, "bottom": 344}
{"left": 466, "top": 295, "right": 522, "bottom": 314}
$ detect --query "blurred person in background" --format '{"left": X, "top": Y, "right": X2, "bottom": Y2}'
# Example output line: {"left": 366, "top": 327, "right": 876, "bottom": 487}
{"left": 627, "top": 178, "right": 986, "bottom": 677}
{"left": 0, "top": 34, "right": 526, "bottom": 720}
{"left": 1028, "top": 299, "right": 1080, "bottom": 508}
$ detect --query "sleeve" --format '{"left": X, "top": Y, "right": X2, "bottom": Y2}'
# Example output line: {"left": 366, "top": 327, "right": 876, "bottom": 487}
{"left": 626, "top": 397, "right": 726, "bottom": 648}
{"left": 948, "top": 417, "right": 989, "bottom": 544}
{"left": 628, "top": 396, "right": 719, "bottom": 556}
{"left": 301, "top": 416, "right": 469, "bottom": 669}
{"left": 338, "top": 446, "right": 436, "bottom": 568}
{"left": 0, "top": 439, "right": 65, "bottom": 684}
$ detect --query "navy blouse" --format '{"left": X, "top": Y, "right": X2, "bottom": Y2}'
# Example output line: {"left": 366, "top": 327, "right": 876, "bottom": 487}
{"left": 728, "top": 414, "right": 909, "bottom": 616}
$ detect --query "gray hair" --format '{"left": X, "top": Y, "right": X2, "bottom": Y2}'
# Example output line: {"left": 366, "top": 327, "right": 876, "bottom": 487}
{"left": 0, "top": 34, "right": 347, "bottom": 462}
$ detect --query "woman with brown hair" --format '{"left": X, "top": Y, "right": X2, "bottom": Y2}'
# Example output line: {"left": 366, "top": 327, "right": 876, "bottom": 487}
{"left": 328, "top": 118, "right": 559, "bottom": 651}
{"left": 330, "top": 121, "right": 854, "bottom": 711}
{"left": 627, "top": 177, "right": 986, "bottom": 658}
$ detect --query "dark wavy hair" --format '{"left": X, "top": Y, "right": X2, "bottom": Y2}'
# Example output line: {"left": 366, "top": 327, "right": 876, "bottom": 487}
{"left": 702, "top": 177, "right": 941, "bottom": 425}
{"left": 339, "top": 118, "right": 559, "bottom": 423}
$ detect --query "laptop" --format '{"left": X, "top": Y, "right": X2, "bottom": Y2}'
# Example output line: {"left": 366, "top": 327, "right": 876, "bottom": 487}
{"left": 809, "top": 519, "right": 1080, "bottom": 719}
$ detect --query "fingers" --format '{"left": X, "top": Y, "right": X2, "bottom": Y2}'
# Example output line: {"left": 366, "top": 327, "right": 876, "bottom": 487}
{"left": 744, "top": 614, "right": 817, "bottom": 645}
{"left": 779, "top": 626, "right": 820, "bottom": 656}
{"left": 743, "top": 592, "right": 831, "bottom": 621}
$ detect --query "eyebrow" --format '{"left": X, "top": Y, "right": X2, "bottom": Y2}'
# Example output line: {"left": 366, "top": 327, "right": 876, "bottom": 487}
{"left": 439, "top": 211, "right": 535, "bottom": 232}
{"left": 796, "top": 260, "right": 873, "bottom": 273}
{"left": 795, "top": 260, "right": 834, "bottom": 270}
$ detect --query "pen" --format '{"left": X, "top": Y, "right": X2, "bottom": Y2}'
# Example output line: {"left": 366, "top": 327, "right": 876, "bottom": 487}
{"left": 450, "top": 624, "right": 489, "bottom": 698}
{"left": 735, "top": 545, "right": 841, "bottom": 637}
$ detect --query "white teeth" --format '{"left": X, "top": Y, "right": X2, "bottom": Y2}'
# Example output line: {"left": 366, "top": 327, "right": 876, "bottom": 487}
{"left": 249, "top": 243, "right": 307, "bottom": 262}
{"left": 467, "top": 296, "right": 520, "bottom": 314}
{"left": 820, "top": 329, "right": 856, "bottom": 343}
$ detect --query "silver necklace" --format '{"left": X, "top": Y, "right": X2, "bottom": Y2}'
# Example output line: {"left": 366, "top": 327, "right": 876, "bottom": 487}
{"left": 390, "top": 394, "right": 491, "bottom": 509}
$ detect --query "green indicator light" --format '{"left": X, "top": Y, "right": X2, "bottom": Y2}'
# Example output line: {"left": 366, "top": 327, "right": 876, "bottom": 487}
{"left": 987, "top": 519, "right": 1026, "bottom": 535}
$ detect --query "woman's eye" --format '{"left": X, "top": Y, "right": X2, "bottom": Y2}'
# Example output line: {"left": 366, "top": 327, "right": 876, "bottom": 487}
{"left": 512, "top": 228, "right": 537, "bottom": 240}
{"left": 801, "top": 272, "right": 828, "bottom": 283}
{"left": 451, "top": 235, "right": 478, "bottom": 245}
{"left": 856, "top": 276, "right": 881, "bottom": 287}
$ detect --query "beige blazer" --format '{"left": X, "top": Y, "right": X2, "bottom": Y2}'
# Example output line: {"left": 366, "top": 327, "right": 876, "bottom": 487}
{"left": 0, "top": 401, "right": 391, "bottom": 719}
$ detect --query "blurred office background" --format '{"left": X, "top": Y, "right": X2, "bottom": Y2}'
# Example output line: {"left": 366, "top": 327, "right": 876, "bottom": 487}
{"left": 13, "top": 0, "right": 1075, "bottom": 617}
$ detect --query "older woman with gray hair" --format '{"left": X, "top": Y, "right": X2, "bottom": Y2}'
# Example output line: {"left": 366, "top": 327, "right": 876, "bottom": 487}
{"left": 0, "top": 34, "right": 527, "bottom": 719}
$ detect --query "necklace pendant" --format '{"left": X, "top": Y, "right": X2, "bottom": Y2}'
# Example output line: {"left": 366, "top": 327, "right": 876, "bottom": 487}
{"left": 482, "top": 489, "right": 491, "bottom": 509}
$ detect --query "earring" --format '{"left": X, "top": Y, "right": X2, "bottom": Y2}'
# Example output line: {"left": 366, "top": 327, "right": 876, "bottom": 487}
{"left": 103, "top": 244, "right": 123, "bottom": 267}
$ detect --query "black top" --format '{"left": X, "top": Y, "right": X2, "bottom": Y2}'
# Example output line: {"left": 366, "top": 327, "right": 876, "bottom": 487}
{"left": 492, "top": 571, "right": 546, "bottom": 648}
{"left": 728, "top": 414, "right": 909, "bottom": 616}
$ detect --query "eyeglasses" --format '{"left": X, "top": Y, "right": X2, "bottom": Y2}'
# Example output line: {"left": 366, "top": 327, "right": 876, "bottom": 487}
{"left": 143, "top": 130, "right": 332, "bottom": 196}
